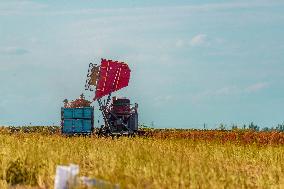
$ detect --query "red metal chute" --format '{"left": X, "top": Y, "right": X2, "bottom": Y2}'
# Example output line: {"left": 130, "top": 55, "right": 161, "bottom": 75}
{"left": 94, "top": 59, "right": 131, "bottom": 100}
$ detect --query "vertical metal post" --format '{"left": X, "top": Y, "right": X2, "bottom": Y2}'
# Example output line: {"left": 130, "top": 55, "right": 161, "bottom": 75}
{"left": 97, "top": 99, "right": 109, "bottom": 129}
{"left": 105, "top": 93, "right": 112, "bottom": 108}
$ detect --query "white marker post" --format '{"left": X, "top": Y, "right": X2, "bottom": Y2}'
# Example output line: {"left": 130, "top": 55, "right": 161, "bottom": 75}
{"left": 54, "top": 164, "right": 79, "bottom": 189}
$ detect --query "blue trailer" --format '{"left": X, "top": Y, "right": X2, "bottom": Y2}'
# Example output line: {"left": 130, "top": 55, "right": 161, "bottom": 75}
{"left": 61, "top": 107, "right": 94, "bottom": 135}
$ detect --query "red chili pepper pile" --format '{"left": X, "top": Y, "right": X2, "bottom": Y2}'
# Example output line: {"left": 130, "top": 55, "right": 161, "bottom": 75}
{"left": 63, "top": 94, "right": 92, "bottom": 108}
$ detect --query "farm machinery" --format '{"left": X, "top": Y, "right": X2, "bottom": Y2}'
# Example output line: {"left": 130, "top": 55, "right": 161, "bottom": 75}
{"left": 61, "top": 58, "right": 139, "bottom": 137}
{"left": 85, "top": 59, "right": 138, "bottom": 137}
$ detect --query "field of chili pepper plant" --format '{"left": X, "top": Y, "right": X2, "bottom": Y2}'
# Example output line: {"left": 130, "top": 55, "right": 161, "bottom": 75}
{"left": 1, "top": 126, "right": 284, "bottom": 188}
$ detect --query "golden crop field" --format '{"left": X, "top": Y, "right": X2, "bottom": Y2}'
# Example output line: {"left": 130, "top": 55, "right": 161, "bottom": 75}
{"left": 0, "top": 127, "right": 284, "bottom": 189}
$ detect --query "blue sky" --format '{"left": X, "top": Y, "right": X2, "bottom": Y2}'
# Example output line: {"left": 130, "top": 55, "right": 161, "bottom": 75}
{"left": 0, "top": 0, "right": 284, "bottom": 128}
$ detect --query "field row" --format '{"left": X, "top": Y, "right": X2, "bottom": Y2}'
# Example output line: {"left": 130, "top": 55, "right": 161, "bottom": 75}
{"left": 2, "top": 126, "right": 284, "bottom": 145}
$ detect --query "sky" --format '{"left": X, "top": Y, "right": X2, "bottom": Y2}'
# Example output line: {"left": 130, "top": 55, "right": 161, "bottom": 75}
{"left": 0, "top": 0, "right": 284, "bottom": 128}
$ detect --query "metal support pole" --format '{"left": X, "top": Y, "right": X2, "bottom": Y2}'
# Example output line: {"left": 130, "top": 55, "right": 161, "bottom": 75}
{"left": 97, "top": 99, "right": 109, "bottom": 129}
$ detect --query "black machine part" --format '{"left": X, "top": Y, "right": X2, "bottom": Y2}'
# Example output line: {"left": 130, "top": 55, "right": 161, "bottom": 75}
{"left": 98, "top": 97, "right": 138, "bottom": 136}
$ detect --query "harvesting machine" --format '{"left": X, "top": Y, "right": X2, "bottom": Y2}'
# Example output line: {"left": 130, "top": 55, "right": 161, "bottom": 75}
{"left": 85, "top": 58, "right": 139, "bottom": 137}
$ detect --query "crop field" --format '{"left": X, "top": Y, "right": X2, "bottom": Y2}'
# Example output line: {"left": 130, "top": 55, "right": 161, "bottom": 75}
{"left": 0, "top": 127, "right": 284, "bottom": 189}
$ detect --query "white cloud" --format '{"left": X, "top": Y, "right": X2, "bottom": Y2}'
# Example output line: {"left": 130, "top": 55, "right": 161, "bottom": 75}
{"left": 191, "top": 86, "right": 238, "bottom": 103}
{"left": 191, "top": 82, "right": 270, "bottom": 103}
{"left": 45, "top": 1, "right": 284, "bottom": 16}
{"left": 153, "top": 95, "right": 174, "bottom": 107}
{"left": 214, "top": 86, "right": 239, "bottom": 96}
{"left": 175, "top": 39, "right": 185, "bottom": 48}
{"left": 0, "top": 47, "right": 29, "bottom": 55}
{"left": 176, "top": 35, "right": 225, "bottom": 49}
{"left": 1, "top": 1, "right": 283, "bottom": 16}
{"left": 155, "top": 95, "right": 173, "bottom": 102}
{"left": 245, "top": 82, "right": 269, "bottom": 93}
{"left": 0, "top": 0, "right": 48, "bottom": 15}
{"left": 190, "top": 34, "right": 209, "bottom": 47}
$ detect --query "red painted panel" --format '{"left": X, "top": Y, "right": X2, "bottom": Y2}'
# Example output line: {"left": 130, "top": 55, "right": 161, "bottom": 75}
{"left": 94, "top": 59, "right": 131, "bottom": 100}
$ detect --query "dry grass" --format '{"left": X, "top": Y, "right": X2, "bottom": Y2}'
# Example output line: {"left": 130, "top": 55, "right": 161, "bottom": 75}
{"left": 0, "top": 131, "right": 284, "bottom": 188}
